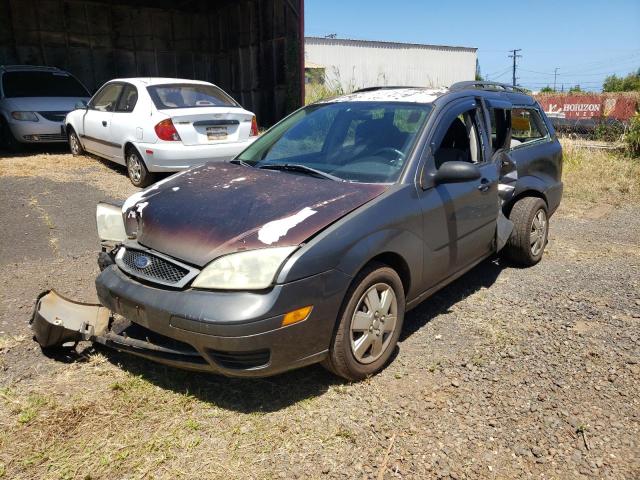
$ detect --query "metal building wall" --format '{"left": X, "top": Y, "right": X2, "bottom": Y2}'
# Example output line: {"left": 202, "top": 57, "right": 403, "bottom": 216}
{"left": 305, "top": 37, "right": 476, "bottom": 91}
{"left": 0, "top": 0, "right": 304, "bottom": 125}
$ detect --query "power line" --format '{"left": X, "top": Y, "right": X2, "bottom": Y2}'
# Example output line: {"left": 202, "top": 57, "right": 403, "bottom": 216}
{"left": 508, "top": 49, "right": 522, "bottom": 86}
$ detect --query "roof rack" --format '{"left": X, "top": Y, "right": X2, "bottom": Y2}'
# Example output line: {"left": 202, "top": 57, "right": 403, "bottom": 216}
{"left": 449, "top": 81, "right": 528, "bottom": 94}
{"left": 353, "top": 86, "right": 423, "bottom": 93}
{"left": 0, "top": 65, "right": 61, "bottom": 72}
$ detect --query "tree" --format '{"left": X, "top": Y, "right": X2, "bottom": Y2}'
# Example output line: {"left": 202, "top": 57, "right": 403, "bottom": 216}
{"left": 568, "top": 85, "right": 583, "bottom": 93}
{"left": 475, "top": 59, "right": 483, "bottom": 81}
{"left": 603, "top": 70, "right": 640, "bottom": 92}
{"left": 540, "top": 86, "right": 554, "bottom": 93}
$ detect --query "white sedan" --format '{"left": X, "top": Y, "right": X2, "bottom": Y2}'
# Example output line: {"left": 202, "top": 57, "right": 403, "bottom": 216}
{"left": 65, "top": 78, "right": 258, "bottom": 186}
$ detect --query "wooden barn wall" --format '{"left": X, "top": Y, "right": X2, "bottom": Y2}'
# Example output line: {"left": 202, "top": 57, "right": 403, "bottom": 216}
{"left": 0, "top": 0, "right": 303, "bottom": 125}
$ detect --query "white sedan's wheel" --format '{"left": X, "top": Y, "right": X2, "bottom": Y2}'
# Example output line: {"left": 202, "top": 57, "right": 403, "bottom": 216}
{"left": 126, "top": 149, "right": 155, "bottom": 187}
{"left": 68, "top": 130, "right": 83, "bottom": 155}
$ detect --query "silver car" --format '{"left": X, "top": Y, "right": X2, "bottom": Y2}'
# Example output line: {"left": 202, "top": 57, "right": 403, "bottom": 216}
{"left": 0, "top": 65, "right": 90, "bottom": 149}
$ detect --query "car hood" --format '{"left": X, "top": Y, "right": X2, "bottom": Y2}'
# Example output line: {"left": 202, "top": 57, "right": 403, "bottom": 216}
{"left": 122, "top": 164, "right": 387, "bottom": 267}
{"left": 2, "top": 97, "right": 90, "bottom": 113}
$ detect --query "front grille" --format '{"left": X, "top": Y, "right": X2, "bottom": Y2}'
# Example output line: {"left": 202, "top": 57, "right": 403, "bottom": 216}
{"left": 208, "top": 349, "right": 271, "bottom": 370}
{"left": 38, "top": 111, "right": 68, "bottom": 122}
{"left": 121, "top": 249, "right": 189, "bottom": 285}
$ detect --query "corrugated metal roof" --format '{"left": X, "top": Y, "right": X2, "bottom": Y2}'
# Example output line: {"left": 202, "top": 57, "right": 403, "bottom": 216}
{"left": 305, "top": 36, "right": 477, "bottom": 52}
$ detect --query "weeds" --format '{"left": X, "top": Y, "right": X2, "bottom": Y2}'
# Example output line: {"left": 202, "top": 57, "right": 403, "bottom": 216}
{"left": 624, "top": 113, "right": 640, "bottom": 157}
{"left": 561, "top": 139, "right": 640, "bottom": 205}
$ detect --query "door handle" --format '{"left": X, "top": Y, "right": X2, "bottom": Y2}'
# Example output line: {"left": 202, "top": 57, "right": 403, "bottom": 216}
{"left": 102, "top": 121, "right": 107, "bottom": 127}
{"left": 477, "top": 178, "right": 491, "bottom": 192}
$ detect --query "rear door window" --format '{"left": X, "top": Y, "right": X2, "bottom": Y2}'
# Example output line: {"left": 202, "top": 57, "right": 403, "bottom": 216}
{"left": 510, "top": 107, "right": 549, "bottom": 148}
{"left": 89, "top": 84, "right": 124, "bottom": 112}
{"left": 115, "top": 84, "right": 138, "bottom": 113}
{"left": 2, "top": 71, "right": 89, "bottom": 98}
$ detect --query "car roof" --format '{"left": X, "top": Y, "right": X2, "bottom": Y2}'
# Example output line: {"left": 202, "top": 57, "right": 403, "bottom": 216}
{"left": 0, "top": 65, "right": 65, "bottom": 73}
{"left": 319, "top": 87, "right": 448, "bottom": 104}
{"left": 108, "top": 77, "right": 215, "bottom": 87}
{"left": 320, "top": 84, "right": 536, "bottom": 107}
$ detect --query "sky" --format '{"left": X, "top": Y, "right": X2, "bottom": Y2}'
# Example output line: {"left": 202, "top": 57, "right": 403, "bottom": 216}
{"left": 304, "top": 0, "right": 640, "bottom": 92}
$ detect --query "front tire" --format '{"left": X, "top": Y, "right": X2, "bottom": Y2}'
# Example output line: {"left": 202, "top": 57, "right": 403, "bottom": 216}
{"left": 323, "top": 263, "right": 405, "bottom": 381}
{"left": 503, "top": 197, "right": 549, "bottom": 266}
{"left": 68, "top": 128, "right": 84, "bottom": 155}
{"left": 126, "top": 147, "right": 155, "bottom": 188}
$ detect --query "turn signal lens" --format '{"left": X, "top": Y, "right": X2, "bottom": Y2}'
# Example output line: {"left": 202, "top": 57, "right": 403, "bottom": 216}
{"left": 250, "top": 115, "right": 259, "bottom": 136}
{"left": 282, "top": 306, "right": 313, "bottom": 326}
{"left": 154, "top": 119, "right": 181, "bottom": 141}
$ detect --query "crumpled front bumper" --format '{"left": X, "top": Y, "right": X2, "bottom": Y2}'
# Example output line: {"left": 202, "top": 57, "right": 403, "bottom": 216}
{"left": 31, "top": 290, "right": 207, "bottom": 367}
{"left": 31, "top": 264, "right": 351, "bottom": 377}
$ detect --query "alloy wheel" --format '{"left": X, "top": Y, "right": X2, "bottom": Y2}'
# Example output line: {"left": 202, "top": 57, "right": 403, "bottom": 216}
{"left": 350, "top": 283, "right": 398, "bottom": 364}
{"left": 530, "top": 209, "right": 547, "bottom": 256}
{"left": 127, "top": 153, "right": 142, "bottom": 184}
{"left": 69, "top": 133, "right": 80, "bottom": 154}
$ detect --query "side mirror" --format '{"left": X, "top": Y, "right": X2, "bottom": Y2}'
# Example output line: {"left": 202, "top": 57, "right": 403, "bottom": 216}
{"left": 75, "top": 100, "right": 88, "bottom": 110}
{"left": 433, "top": 161, "right": 481, "bottom": 185}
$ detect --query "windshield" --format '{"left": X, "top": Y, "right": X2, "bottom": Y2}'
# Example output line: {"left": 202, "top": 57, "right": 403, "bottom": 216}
{"left": 147, "top": 83, "right": 238, "bottom": 109}
{"left": 237, "top": 102, "right": 432, "bottom": 183}
{"left": 2, "top": 71, "right": 89, "bottom": 98}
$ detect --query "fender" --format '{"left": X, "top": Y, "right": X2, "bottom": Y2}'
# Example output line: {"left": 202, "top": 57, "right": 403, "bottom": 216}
{"left": 278, "top": 185, "right": 423, "bottom": 300}
{"left": 334, "top": 227, "right": 422, "bottom": 297}
{"left": 505, "top": 174, "right": 550, "bottom": 213}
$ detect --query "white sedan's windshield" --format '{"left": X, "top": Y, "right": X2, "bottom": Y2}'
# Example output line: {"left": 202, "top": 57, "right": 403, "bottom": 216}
{"left": 237, "top": 102, "right": 432, "bottom": 183}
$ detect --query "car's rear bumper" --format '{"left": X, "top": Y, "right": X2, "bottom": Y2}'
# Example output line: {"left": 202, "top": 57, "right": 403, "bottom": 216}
{"left": 94, "top": 265, "right": 351, "bottom": 377}
{"left": 136, "top": 139, "right": 256, "bottom": 172}
{"left": 8, "top": 120, "right": 66, "bottom": 143}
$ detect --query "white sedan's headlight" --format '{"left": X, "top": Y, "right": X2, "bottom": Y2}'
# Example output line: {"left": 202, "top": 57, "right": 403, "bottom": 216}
{"left": 96, "top": 202, "right": 126, "bottom": 242}
{"left": 192, "top": 247, "right": 297, "bottom": 290}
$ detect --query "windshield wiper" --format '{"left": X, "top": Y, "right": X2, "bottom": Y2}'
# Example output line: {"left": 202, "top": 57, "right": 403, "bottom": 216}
{"left": 258, "top": 163, "right": 344, "bottom": 182}
{"left": 229, "top": 158, "right": 253, "bottom": 167}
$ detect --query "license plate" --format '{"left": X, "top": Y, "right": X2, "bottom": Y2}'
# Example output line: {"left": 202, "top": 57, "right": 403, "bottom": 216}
{"left": 206, "top": 126, "right": 227, "bottom": 140}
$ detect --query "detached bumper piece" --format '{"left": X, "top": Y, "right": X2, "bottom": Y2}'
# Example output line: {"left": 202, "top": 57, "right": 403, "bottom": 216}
{"left": 31, "top": 290, "right": 110, "bottom": 348}
{"left": 30, "top": 290, "right": 207, "bottom": 368}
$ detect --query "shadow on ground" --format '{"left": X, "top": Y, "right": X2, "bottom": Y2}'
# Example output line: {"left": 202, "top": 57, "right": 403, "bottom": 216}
{"left": 61, "top": 257, "right": 507, "bottom": 413}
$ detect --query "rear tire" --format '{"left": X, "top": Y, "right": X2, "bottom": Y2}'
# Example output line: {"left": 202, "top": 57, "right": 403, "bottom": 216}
{"left": 68, "top": 128, "right": 84, "bottom": 155}
{"left": 503, "top": 197, "right": 549, "bottom": 266}
{"left": 323, "top": 262, "right": 405, "bottom": 381}
{"left": 126, "top": 147, "right": 155, "bottom": 188}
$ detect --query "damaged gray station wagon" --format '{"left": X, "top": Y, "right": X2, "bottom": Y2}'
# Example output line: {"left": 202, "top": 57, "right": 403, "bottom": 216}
{"left": 33, "top": 82, "right": 563, "bottom": 381}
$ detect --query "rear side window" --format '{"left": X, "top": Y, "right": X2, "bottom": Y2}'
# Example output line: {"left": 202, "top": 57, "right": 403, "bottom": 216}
{"left": 2, "top": 71, "right": 89, "bottom": 98}
{"left": 116, "top": 84, "right": 138, "bottom": 113}
{"left": 89, "top": 84, "right": 123, "bottom": 112}
{"left": 510, "top": 107, "right": 549, "bottom": 148}
{"left": 147, "top": 83, "right": 237, "bottom": 110}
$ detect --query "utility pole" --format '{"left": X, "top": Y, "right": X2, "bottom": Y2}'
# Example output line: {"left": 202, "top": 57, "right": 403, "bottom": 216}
{"left": 553, "top": 67, "right": 559, "bottom": 92}
{"left": 508, "top": 49, "right": 522, "bottom": 86}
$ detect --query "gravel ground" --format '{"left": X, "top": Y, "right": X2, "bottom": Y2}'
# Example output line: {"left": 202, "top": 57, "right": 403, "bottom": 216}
{"left": 0, "top": 148, "right": 638, "bottom": 479}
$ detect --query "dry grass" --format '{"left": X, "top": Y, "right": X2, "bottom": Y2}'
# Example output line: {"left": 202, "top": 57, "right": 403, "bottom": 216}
{"left": 561, "top": 139, "right": 640, "bottom": 205}
{"left": 0, "top": 152, "right": 137, "bottom": 199}
{"left": 0, "top": 356, "right": 345, "bottom": 480}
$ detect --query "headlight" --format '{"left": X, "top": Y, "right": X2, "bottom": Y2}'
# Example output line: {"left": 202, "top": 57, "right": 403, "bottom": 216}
{"left": 96, "top": 202, "right": 126, "bottom": 242}
{"left": 192, "top": 246, "right": 297, "bottom": 290}
{"left": 11, "top": 111, "right": 39, "bottom": 122}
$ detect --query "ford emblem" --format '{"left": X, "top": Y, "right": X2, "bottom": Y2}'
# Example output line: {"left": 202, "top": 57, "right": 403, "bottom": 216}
{"left": 134, "top": 255, "right": 152, "bottom": 269}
